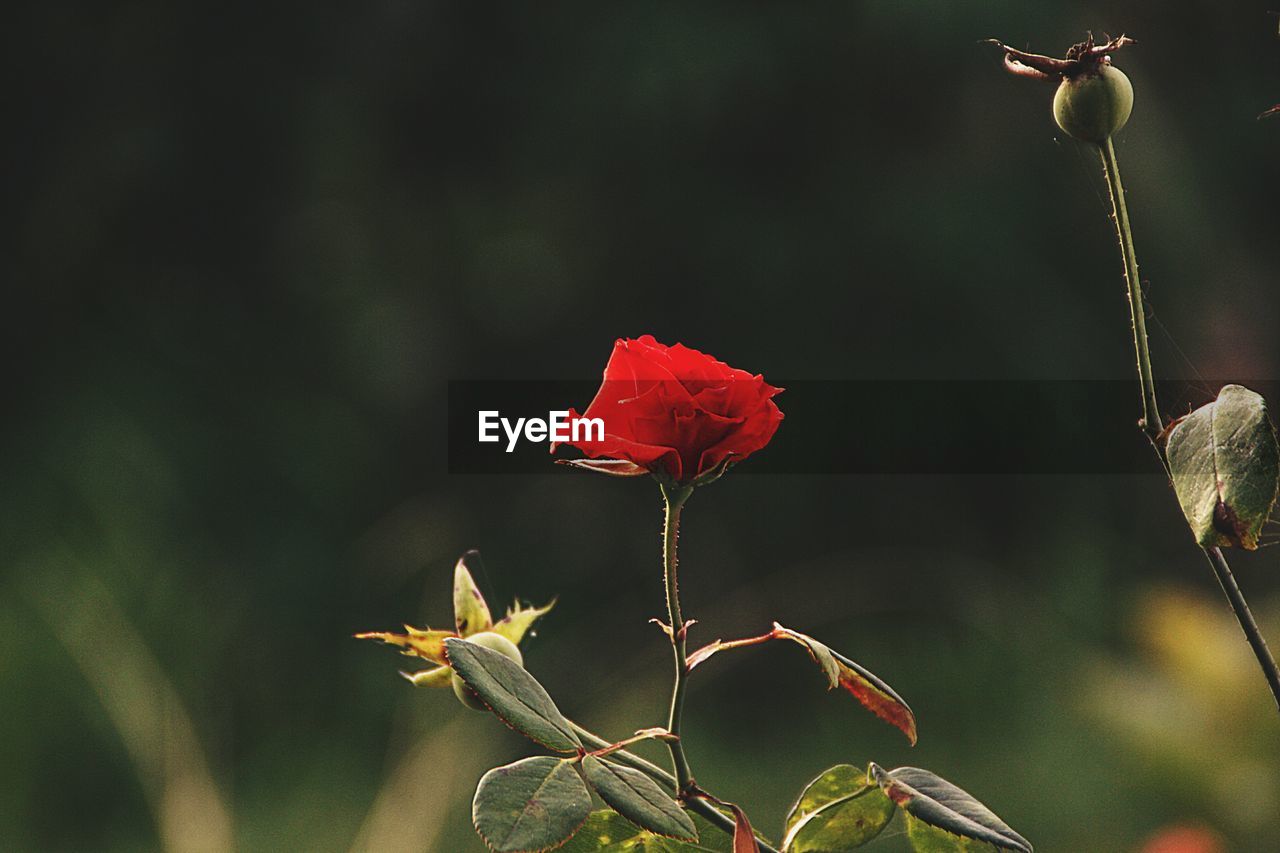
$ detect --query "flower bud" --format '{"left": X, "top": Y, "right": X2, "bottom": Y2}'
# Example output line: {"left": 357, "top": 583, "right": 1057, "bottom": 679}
{"left": 450, "top": 631, "right": 524, "bottom": 711}
{"left": 1053, "top": 64, "right": 1133, "bottom": 143}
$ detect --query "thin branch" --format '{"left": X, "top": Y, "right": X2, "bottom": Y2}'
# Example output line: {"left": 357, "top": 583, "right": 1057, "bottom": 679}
{"left": 1204, "top": 546, "right": 1280, "bottom": 712}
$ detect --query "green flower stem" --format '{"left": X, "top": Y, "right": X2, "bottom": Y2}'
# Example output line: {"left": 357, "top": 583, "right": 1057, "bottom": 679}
{"left": 660, "top": 482, "right": 696, "bottom": 790}
{"left": 1098, "top": 135, "right": 1280, "bottom": 714}
{"left": 568, "top": 721, "right": 782, "bottom": 853}
{"left": 1099, "top": 136, "right": 1161, "bottom": 438}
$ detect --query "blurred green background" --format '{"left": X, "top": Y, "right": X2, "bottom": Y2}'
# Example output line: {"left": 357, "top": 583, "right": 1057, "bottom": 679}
{"left": 5, "top": 2, "right": 1280, "bottom": 851}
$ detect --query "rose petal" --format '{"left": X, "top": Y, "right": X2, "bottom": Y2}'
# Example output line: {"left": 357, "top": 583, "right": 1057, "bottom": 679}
{"left": 555, "top": 336, "right": 783, "bottom": 482}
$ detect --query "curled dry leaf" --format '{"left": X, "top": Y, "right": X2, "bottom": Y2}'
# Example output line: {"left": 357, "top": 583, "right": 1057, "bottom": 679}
{"left": 685, "top": 624, "right": 916, "bottom": 745}
{"left": 772, "top": 625, "right": 918, "bottom": 746}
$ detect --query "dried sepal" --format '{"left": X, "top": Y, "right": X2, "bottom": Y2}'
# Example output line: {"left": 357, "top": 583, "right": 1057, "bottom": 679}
{"left": 354, "top": 625, "right": 456, "bottom": 666}
{"left": 357, "top": 551, "right": 557, "bottom": 686}
{"left": 986, "top": 32, "right": 1134, "bottom": 81}
{"left": 401, "top": 665, "right": 453, "bottom": 688}
{"left": 556, "top": 458, "right": 651, "bottom": 477}
{"left": 454, "top": 551, "right": 495, "bottom": 635}
{"left": 492, "top": 599, "right": 556, "bottom": 647}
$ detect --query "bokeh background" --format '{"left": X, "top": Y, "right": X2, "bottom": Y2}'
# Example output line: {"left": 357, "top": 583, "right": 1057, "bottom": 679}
{"left": 5, "top": 2, "right": 1280, "bottom": 851}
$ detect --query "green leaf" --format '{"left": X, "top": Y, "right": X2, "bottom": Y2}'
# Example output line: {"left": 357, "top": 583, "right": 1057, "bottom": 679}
{"left": 445, "top": 637, "right": 581, "bottom": 753}
{"left": 781, "top": 765, "right": 895, "bottom": 851}
{"left": 581, "top": 755, "right": 698, "bottom": 841}
{"left": 558, "top": 811, "right": 733, "bottom": 852}
{"left": 871, "top": 765, "right": 1031, "bottom": 852}
{"left": 1166, "top": 384, "right": 1280, "bottom": 550}
{"left": 455, "top": 550, "right": 495, "bottom": 635}
{"left": 905, "top": 816, "right": 999, "bottom": 852}
{"left": 773, "top": 624, "right": 918, "bottom": 745}
{"left": 473, "top": 756, "right": 593, "bottom": 853}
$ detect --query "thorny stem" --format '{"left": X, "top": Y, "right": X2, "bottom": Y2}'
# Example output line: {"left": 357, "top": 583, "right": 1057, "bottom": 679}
{"left": 569, "top": 720, "right": 782, "bottom": 853}
{"left": 1098, "top": 135, "right": 1280, "bottom": 714}
{"left": 1205, "top": 547, "right": 1280, "bottom": 712}
{"left": 585, "top": 727, "right": 673, "bottom": 759}
{"left": 569, "top": 720, "right": 675, "bottom": 786}
{"left": 660, "top": 483, "right": 695, "bottom": 790}
{"left": 653, "top": 482, "right": 782, "bottom": 851}
{"left": 687, "top": 629, "right": 780, "bottom": 670}
{"left": 1099, "top": 136, "right": 1162, "bottom": 438}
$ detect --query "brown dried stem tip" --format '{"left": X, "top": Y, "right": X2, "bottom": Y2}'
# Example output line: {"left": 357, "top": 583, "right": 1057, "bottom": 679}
{"left": 985, "top": 32, "right": 1135, "bottom": 81}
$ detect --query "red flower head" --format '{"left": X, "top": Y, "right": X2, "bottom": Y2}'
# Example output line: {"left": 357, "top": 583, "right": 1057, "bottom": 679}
{"left": 556, "top": 335, "right": 783, "bottom": 483}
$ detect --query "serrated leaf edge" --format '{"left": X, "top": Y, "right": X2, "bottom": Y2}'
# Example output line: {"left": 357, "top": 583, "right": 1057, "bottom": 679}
{"left": 581, "top": 755, "right": 699, "bottom": 842}
{"left": 871, "top": 765, "right": 1031, "bottom": 853}
{"left": 445, "top": 638, "right": 582, "bottom": 753}
{"left": 473, "top": 757, "right": 593, "bottom": 853}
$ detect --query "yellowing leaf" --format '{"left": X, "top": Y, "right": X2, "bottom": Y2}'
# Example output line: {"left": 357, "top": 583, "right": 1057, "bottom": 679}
{"left": 781, "top": 764, "right": 895, "bottom": 852}
{"left": 558, "top": 811, "right": 734, "bottom": 852}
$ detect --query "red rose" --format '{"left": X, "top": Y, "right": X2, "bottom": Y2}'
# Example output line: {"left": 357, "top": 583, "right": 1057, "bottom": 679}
{"left": 556, "top": 335, "right": 783, "bottom": 483}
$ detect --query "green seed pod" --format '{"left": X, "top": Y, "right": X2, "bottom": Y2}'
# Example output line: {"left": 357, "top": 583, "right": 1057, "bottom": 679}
{"left": 1053, "top": 64, "right": 1133, "bottom": 143}
{"left": 451, "top": 631, "right": 523, "bottom": 711}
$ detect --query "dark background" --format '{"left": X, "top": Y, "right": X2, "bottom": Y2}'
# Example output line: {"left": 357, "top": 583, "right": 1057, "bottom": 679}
{"left": 4, "top": 2, "right": 1280, "bottom": 851}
